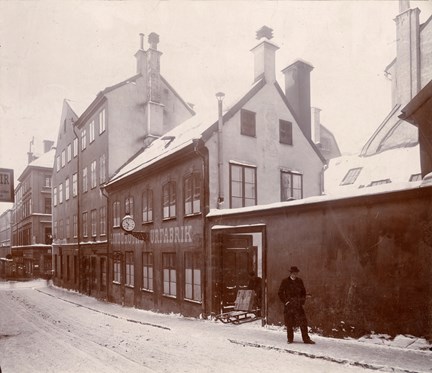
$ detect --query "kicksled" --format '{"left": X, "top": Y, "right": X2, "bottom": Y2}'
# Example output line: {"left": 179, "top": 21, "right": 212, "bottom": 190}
{"left": 215, "top": 290, "right": 261, "bottom": 325}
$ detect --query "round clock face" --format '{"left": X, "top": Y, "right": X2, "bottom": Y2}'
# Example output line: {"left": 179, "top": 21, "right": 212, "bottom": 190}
{"left": 121, "top": 216, "right": 136, "bottom": 232}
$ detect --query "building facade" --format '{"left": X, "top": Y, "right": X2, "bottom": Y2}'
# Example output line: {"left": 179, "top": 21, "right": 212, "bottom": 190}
{"left": 10, "top": 141, "right": 54, "bottom": 279}
{"left": 51, "top": 32, "right": 194, "bottom": 298}
{"left": 104, "top": 27, "right": 326, "bottom": 318}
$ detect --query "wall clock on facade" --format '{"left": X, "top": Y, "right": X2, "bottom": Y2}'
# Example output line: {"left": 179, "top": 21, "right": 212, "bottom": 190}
{"left": 121, "top": 215, "right": 136, "bottom": 232}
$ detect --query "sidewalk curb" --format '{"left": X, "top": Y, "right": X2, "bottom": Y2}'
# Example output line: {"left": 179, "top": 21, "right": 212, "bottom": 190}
{"left": 228, "top": 339, "right": 425, "bottom": 373}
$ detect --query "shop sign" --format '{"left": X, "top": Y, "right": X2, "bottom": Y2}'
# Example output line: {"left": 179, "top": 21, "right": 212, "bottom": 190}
{"left": 0, "top": 168, "right": 14, "bottom": 203}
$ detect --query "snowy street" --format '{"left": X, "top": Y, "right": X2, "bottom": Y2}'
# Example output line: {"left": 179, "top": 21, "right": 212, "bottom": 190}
{"left": 0, "top": 280, "right": 431, "bottom": 373}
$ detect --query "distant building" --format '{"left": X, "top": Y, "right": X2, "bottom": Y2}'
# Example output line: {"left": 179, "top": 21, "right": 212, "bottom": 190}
{"left": 103, "top": 27, "right": 326, "bottom": 317}
{"left": 51, "top": 32, "right": 195, "bottom": 297}
{"left": 325, "top": 2, "right": 431, "bottom": 194}
{"left": 10, "top": 140, "right": 54, "bottom": 278}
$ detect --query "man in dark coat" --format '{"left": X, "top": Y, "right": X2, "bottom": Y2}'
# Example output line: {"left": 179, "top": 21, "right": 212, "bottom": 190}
{"left": 278, "top": 266, "right": 315, "bottom": 344}
{"left": 247, "top": 271, "right": 262, "bottom": 312}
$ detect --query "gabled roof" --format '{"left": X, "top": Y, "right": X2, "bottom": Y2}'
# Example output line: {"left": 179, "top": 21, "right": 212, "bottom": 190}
{"left": 107, "top": 79, "right": 267, "bottom": 186}
{"left": 18, "top": 148, "right": 56, "bottom": 182}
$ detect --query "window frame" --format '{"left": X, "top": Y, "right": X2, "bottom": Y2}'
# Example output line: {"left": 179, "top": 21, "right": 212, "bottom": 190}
{"left": 162, "top": 253, "right": 177, "bottom": 297}
{"left": 113, "top": 201, "right": 120, "bottom": 227}
{"left": 125, "top": 251, "right": 135, "bottom": 287}
{"left": 229, "top": 163, "right": 257, "bottom": 208}
{"left": 142, "top": 252, "right": 154, "bottom": 292}
{"left": 142, "top": 189, "right": 153, "bottom": 223}
{"left": 184, "top": 252, "right": 202, "bottom": 302}
{"left": 162, "top": 181, "right": 176, "bottom": 219}
{"left": 184, "top": 173, "right": 201, "bottom": 216}
{"left": 279, "top": 119, "right": 293, "bottom": 145}
{"left": 340, "top": 167, "right": 362, "bottom": 186}
{"left": 240, "top": 108, "right": 256, "bottom": 137}
{"left": 281, "top": 170, "right": 303, "bottom": 201}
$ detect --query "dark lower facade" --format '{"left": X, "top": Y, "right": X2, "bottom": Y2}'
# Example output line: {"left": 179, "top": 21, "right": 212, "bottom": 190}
{"left": 4, "top": 246, "right": 52, "bottom": 280}
{"left": 52, "top": 241, "right": 108, "bottom": 300}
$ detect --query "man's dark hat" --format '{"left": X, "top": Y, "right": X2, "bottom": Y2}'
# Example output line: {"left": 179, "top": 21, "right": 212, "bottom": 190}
{"left": 290, "top": 266, "right": 300, "bottom": 273}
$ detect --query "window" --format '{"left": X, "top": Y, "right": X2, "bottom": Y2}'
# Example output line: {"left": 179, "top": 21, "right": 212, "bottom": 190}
{"left": 410, "top": 173, "right": 422, "bottom": 182}
{"left": 100, "top": 257, "right": 107, "bottom": 291}
{"left": 125, "top": 251, "right": 134, "bottom": 287}
{"left": 113, "top": 253, "right": 121, "bottom": 283}
{"left": 82, "top": 167, "right": 88, "bottom": 192}
{"left": 340, "top": 167, "right": 362, "bottom": 186}
{"left": 99, "top": 154, "right": 106, "bottom": 184}
{"left": 113, "top": 201, "right": 120, "bottom": 227}
{"left": 59, "top": 183, "right": 63, "bottom": 204}
{"left": 369, "top": 179, "right": 391, "bottom": 187}
{"left": 125, "top": 196, "right": 134, "bottom": 218}
{"left": 53, "top": 187, "right": 57, "bottom": 206}
{"left": 240, "top": 109, "right": 256, "bottom": 137}
{"left": 82, "top": 211, "right": 88, "bottom": 237}
{"left": 81, "top": 128, "right": 87, "bottom": 151}
{"left": 142, "top": 252, "right": 153, "bottom": 291}
{"left": 73, "top": 215, "right": 78, "bottom": 238}
{"left": 44, "top": 176, "right": 52, "bottom": 187}
{"left": 279, "top": 119, "right": 293, "bottom": 145}
{"left": 66, "top": 217, "right": 70, "bottom": 239}
{"left": 99, "top": 109, "right": 106, "bottom": 134}
{"left": 67, "top": 143, "right": 72, "bottom": 163}
{"left": 53, "top": 221, "right": 57, "bottom": 239}
{"left": 185, "top": 252, "right": 201, "bottom": 302}
{"left": 184, "top": 173, "right": 201, "bottom": 215}
{"left": 61, "top": 149, "right": 66, "bottom": 167}
{"left": 91, "top": 209, "right": 97, "bottom": 237}
{"left": 89, "top": 120, "right": 95, "bottom": 143}
{"left": 45, "top": 198, "right": 52, "bottom": 214}
{"left": 100, "top": 206, "right": 106, "bottom": 235}
{"left": 73, "top": 138, "right": 78, "bottom": 157}
{"left": 65, "top": 178, "right": 70, "bottom": 200}
{"left": 281, "top": 171, "right": 303, "bottom": 200}
{"left": 72, "top": 173, "right": 78, "bottom": 197}
{"left": 91, "top": 160, "right": 97, "bottom": 189}
{"left": 230, "top": 163, "right": 257, "bottom": 208}
{"left": 162, "top": 181, "right": 176, "bottom": 219}
{"left": 163, "top": 253, "right": 176, "bottom": 296}
{"left": 142, "top": 189, "right": 153, "bottom": 223}
{"left": 56, "top": 156, "right": 61, "bottom": 172}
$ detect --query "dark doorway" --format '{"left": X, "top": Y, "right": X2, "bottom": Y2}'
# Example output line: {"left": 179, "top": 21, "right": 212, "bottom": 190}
{"left": 221, "top": 234, "right": 256, "bottom": 312}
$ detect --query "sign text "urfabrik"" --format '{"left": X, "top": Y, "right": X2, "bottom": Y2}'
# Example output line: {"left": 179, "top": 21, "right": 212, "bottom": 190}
{"left": 150, "top": 225, "right": 192, "bottom": 244}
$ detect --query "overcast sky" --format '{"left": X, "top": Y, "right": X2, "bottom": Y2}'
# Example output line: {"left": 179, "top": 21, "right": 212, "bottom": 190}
{"left": 0, "top": 0, "right": 431, "bottom": 213}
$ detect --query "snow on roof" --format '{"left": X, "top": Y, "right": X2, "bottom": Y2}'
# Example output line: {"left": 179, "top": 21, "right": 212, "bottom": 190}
{"left": 208, "top": 179, "right": 424, "bottom": 217}
{"left": 28, "top": 148, "right": 56, "bottom": 169}
{"left": 108, "top": 79, "right": 266, "bottom": 186}
{"left": 324, "top": 145, "right": 421, "bottom": 195}
{"left": 108, "top": 112, "right": 217, "bottom": 185}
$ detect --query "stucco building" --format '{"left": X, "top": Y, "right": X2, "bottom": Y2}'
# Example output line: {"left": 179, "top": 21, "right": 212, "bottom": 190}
{"left": 51, "top": 32, "right": 194, "bottom": 297}
{"left": 103, "top": 27, "right": 326, "bottom": 318}
{"left": 10, "top": 140, "right": 54, "bottom": 278}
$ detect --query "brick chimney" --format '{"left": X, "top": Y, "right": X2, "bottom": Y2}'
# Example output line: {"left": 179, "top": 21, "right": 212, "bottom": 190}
{"left": 394, "top": 2, "right": 421, "bottom": 105}
{"left": 145, "top": 32, "right": 164, "bottom": 139}
{"left": 282, "top": 60, "right": 314, "bottom": 140}
{"left": 135, "top": 33, "right": 147, "bottom": 75}
{"left": 250, "top": 26, "right": 279, "bottom": 84}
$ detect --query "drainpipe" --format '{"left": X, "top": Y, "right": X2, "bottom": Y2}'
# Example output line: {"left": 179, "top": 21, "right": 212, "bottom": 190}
{"left": 216, "top": 92, "right": 225, "bottom": 209}
{"left": 100, "top": 184, "right": 110, "bottom": 302}
{"left": 193, "top": 138, "right": 209, "bottom": 318}
{"left": 72, "top": 122, "right": 82, "bottom": 293}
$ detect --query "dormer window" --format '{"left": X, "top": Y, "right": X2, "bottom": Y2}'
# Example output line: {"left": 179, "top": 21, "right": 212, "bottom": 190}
{"left": 340, "top": 167, "right": 362, "bottom": 186}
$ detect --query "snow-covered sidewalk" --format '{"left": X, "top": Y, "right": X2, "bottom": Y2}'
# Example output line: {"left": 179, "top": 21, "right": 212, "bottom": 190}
{"left": 34, "top": 282, "right": 431, "bottom": 373}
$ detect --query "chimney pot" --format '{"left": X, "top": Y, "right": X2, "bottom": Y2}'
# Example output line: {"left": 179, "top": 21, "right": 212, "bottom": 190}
{"left": 250, "top": 26, "right": 279, "bottom": 84}
{"left": 139, "top": 33, "right": 145, "bottom": 50}
{"left": 148, "top": 32, "right": 160, "bottom": 50}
